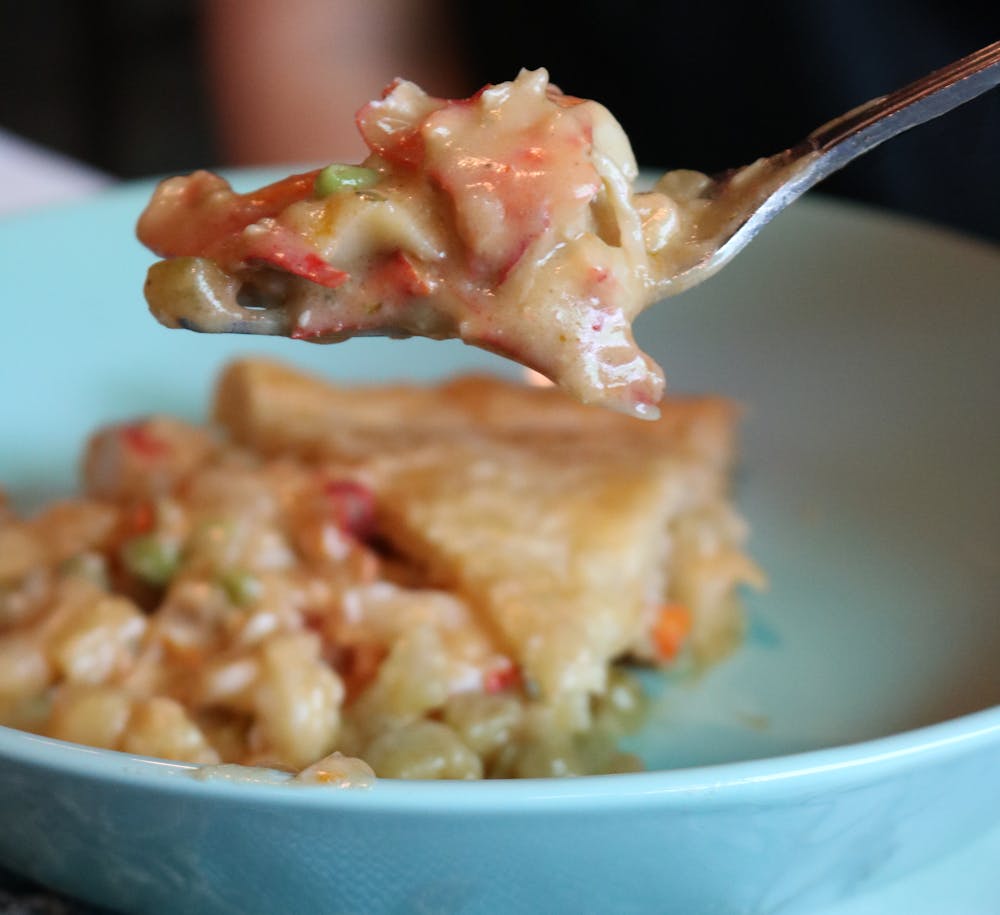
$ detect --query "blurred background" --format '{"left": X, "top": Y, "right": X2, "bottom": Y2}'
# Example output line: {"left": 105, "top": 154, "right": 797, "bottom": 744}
{"left": 0, "top": 0, "right": 996, "bottom": 240}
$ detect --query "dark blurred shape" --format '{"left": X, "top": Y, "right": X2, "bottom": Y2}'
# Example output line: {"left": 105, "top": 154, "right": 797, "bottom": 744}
{"left": 0, "top": 0, "right": 216, "bottom": 177}
{"left": 455, "top": 1, "right": 999, "bottom": 241}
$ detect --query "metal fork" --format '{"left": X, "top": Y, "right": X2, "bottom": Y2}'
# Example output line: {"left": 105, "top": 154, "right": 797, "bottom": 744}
{"left": 151, "top": 41, "right": 1000, "bottom": 337}
{"left": 665, "top": 39, "right": 1000, "bottom": 293}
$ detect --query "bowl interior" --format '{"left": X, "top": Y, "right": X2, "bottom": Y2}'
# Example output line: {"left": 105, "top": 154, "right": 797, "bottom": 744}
{"left": 2, "top": 176, "right": 998, "bottom": 771}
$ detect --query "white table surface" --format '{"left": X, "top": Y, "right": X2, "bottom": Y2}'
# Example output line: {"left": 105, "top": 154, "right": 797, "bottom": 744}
{"left": 0, "top": 127, "right": 996, "bottom": 915}
{"left": 0, "top": 127, "right": 110, "bottom": 217}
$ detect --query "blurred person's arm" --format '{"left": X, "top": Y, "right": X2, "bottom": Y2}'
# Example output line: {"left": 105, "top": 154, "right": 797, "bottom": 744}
{"left": 203, "top": 0, "right": 465, "bottom": 166}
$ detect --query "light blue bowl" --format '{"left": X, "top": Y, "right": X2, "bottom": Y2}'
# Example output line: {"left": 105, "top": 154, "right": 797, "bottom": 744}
{"left": 1, "top": 177, "right": 998, "bottom": 914}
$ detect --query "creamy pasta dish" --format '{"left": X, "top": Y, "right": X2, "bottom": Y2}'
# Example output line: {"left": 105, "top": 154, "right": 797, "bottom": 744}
{"left": 138, "top": 69, "right": 733, "bottom": 419}
{"left": 1, "top": 71, "right": 766, "bottom": 780}
{"left": 0, "top": 362, "right": 759, "bottom": 779}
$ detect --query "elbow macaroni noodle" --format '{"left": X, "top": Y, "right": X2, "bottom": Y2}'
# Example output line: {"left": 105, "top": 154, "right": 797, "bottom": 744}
{"left": 0, "top": 362, "right": 760, "bottom": 780}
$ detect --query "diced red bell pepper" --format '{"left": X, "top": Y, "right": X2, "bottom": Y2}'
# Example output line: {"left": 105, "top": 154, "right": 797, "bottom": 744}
{"left": 369, "top": 250, "right": 433, "bottom": 298}
{"left": 242, "top": 222, "right": 349, "bottom": 289}
{"left": 120, "top": 422, "right": 169, "bottom": 459}
{"left": 323, "top": 480, "right": 377, "bottom": 540}
{"left": 484, "top": 662, "right": 521, "bottom": 694}
{"left": 138, "top": 169, "right": 321, "bottom": 262}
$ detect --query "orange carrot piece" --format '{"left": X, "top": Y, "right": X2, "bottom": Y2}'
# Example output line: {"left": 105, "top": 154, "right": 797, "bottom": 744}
{"left": 653, "top": 603, "right": 693, "bottom": 661}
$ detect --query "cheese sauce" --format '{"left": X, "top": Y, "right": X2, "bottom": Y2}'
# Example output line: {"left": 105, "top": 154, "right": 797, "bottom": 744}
{"left": 139, "top": 70, "right": 728, "bottom": 418}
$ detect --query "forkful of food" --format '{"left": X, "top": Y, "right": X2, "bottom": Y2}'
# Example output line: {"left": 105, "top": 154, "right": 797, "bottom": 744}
{"left": 138, "top": 41, "right": 1000, "bottom": 418}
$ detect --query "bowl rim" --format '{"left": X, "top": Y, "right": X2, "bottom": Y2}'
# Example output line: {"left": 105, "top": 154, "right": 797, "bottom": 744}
{"left": 2, "top": 704, "right": 997, "bottom": 812}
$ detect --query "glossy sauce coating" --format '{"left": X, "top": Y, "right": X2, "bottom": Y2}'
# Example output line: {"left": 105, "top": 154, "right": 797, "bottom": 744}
{"left": 139, "top": 70, "right": 721, "bottom": 417}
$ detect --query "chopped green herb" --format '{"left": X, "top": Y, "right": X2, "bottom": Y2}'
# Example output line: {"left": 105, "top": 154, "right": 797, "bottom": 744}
{"left": 314, "top": 164, "right": 378, "bottom": 197}
{"left": 121, "top": 534, "right": 180, "bottom": 587}
{"left": 219, "top": 569, "right": 261, "bottom": 607}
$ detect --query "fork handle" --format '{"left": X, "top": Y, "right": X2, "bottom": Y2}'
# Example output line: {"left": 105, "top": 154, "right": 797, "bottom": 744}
{"left": 798, "top": 40, "right": 1000, "bottom": 171}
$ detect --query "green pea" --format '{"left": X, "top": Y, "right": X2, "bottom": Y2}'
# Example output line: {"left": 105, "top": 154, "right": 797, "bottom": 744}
{"left": 218, "top": 569, "right": 261, "bottom": 607}
{"left": 121, "top": 534, "right": 180, "bottom": 587}
{"left": 314, "top": 164, "right": 378, "bottom": 197}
